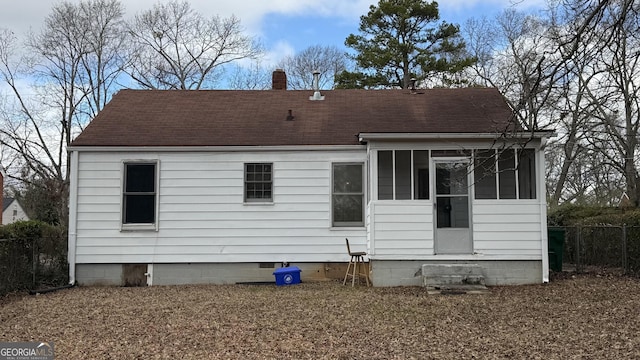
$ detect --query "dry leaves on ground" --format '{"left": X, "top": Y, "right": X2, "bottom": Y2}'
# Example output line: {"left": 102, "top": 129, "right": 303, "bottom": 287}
{"left": 1, "top": 274, "right": 639, "bottom": 359}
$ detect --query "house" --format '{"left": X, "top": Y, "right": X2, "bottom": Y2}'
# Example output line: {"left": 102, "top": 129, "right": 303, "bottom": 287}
{"left": 2, "top": 197, "right": 30, "bottom": 225}
{"left": 67, "top": 70, "right": 552, "bottom": 287}
{"left": 1, "top": 167, "right": 30, "bottom": 225}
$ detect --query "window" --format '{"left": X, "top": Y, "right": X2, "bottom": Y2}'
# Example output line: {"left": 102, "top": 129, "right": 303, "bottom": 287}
{"left": 245, "top": 163, "right": 273, "bottom": 202}
{"left": 498, "top": 150, "right": 517, "bottom": 199}
{"left": 123, "top": 162, "right": 157, "bottom": 225}
{"left": 474, "top": 150, "right": 497, "bottom": 199}
{"left": 332, "top": 163, "right": 364, "bottom": 227}
{"left": 473, "top": 149, "right": 536, "bottom": 200}
{"left": 518, "top": 149, "right": 537, "bottom": 199}
{"left": 377, "top": 151, "right": 393, "bottom": 200}
{"left": 377, "top": 150, "right": 429, "bottom": 200}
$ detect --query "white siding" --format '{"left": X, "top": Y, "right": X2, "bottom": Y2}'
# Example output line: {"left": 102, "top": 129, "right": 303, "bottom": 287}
{"left": 369, "top": 201, "right": 434, "bottom": 257}
{"left": 368, "top": 199, "right": 543, "bottom": 260}
{"left": 2, "top": 200, "right": 29, "bottom": 224}
{"left": 74, "top": 150, "right": 367, "bottom": 264}
{"left": 367, "top": 139, "right": 546, "bottom": 261}
{"left": 472, "top": 201, "right": 542, "bottom": 257}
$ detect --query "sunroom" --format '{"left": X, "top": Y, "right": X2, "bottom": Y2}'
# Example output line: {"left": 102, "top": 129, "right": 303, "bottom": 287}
{"left": 361, "top": 134, "right": 549, "bottom": 286}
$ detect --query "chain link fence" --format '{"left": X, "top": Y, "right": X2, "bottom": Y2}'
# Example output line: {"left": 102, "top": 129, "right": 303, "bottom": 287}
{"left": 557, "top": 225, "right": 640, "bottom": 275}
{"left": 0, "top": 236, "right": 68, "bottom": 295}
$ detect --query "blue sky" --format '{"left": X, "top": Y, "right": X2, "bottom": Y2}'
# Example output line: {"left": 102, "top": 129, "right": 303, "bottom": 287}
{"left": 1, "top": 0, "right": 546, "bottom": 65}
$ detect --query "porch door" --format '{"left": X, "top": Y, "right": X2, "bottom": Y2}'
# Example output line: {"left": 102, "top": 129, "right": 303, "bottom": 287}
{"left": 434, "top": 160, "right": 472, "bottom": 254}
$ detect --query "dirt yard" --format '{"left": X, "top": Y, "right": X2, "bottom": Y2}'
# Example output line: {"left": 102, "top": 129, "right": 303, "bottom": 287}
{"left": 1, "top": 273, "right": 639, "bottom": 359}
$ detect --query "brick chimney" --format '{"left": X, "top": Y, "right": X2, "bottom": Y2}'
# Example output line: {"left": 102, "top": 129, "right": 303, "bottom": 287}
{"left": 272, "top": 69, "right": 287, "bottom": 90}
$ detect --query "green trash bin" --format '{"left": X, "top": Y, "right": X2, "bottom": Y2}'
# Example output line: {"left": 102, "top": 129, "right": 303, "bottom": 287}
{"left": 547, "top": 227, "right": 565, "bottom": 272}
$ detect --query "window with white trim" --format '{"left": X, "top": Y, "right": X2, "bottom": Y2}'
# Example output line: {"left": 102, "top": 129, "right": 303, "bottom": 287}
{"left": 123, "top": 162, "right": 157, "bottom": 224}
{"left": 245, "top": 163, "right": 273, "bottom": 202}
{"left": 332, "top": 163, "right": 364, "bottom": 227}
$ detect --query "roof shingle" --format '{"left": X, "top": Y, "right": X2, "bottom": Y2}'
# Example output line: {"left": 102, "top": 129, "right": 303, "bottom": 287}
{"left": 71, "top": 88, "right": 517, "bottom": 147}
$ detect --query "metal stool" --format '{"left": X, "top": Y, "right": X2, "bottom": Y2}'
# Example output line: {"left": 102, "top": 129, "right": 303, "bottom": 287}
{"left": 343, "top": 238, "right": 370, "bottom": 287}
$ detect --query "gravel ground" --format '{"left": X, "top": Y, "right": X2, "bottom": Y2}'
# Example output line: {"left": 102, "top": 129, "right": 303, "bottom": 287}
{"left": 1, "top": 273, "right": 639, "bottom": 359}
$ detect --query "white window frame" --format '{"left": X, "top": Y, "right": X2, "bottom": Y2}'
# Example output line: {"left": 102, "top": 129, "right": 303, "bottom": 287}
{"left": 332, "top": 162, "right": 365, "bottom": 227}
{"left": 121, "top": 160, "right": 159, "bottom": 231}
{"left": 244, "top": 162, "right": 274, "bottom": 203}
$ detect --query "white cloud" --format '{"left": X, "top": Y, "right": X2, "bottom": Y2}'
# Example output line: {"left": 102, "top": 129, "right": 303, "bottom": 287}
{"left": 262, "top": 40, "right": 296, "bottom": 66}
{"left": 0, "top": 0, "right": 377, "bottom": 39}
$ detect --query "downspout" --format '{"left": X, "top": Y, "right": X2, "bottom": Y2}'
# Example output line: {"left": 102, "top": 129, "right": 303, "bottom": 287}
{"left": 67, "top": 150, "right": 79, "bottom": 285}
{"left": 539, "top": 139, "right": 549, "bottom": 283}
{"left": 366, "top": 143, "right": 374, "bottom": 257}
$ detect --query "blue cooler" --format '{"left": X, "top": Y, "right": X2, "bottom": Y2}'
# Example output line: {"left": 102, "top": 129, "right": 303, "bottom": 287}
{"left": 273, "top": 266, "right": 301, "bottom": 286}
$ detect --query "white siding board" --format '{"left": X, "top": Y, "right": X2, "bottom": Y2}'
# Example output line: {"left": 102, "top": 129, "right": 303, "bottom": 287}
{"left": 473, "top": 214, "right": 541, "bottom": 224}
{"left": 158, "top": 210, "right": 329, "bottom": 221}
{"left": 475, "top": 241, "right": 540, "bottom": 250}
{"left": 77, "top": 244, "right": 352, "bottom": 255}
{"left": 374, "top": 222, "right": 431, "bottom": 231}
{"left": 474, "top": 223, "right": 541, "bottom": 232}
{"left": 370, "top": 248, "right": 433, "bottom": 256}
{"left": 77, "top": 195, "right": 120, "bottom": 204}
{"left": 273, "top": 169, "right": 327, "bottom": 178}
{"left": 162, "top": 168, "right": 241, "bottom": 177}
{"left": 474, "top": 232, "right": 541, "bottom": 241}
{"left": 371, "top": 202, "right": 434, "bottom": 257}
{"left": 78, "top": 162, "right": 120, "bottom": 171}
{"left": 158, "top": 219, "right": 331, "bottom": 230}
{"left": 374, "top": 239, "right": 433, "bottom": 248}
{"left": 473, "top": 249, "right": 542, "bottom": 257}
{"left": 373, "top": 202, "right": 432, "bottom": 215}
{"left": 77, "top": 221, "right": 121, "bottom": 231}
{"left": 470, "top": 202, "right": 543, "bottom": 256}
{"left": 77, "top": 178, "right": 120, "bottom": 188}
{"left": 275, "top": 178, "right": 328, "bottom": 187}
{"left": 473, "top": 202, "right": 541, "bottom": 215}
{"left": 370, "top": 198, "right": 543, "bottom": 258}
{"left": 77, "top": 212, "right": 119, "bottom": 221}
{"left": 369, "top": 231, "right": 432, "bottom": 242}
{"left": 78, "top": 236, "right": 345, "bottom": 247}
{"left": 77, "top": 170, "right": 120, "bottom": 180}
{"left": 74, "top": 150, "right": 366, "bottom": 264}
{"left": 76, "top": 204, "right": 120, "bottom": 213}
{"left": 162, "top": 186, "right": 243, "bottom": 196}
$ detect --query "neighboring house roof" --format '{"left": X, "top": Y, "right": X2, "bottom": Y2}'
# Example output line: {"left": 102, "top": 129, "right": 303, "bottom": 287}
{"left": 3, "top": 197, "right": 14, "bottom": 212}
{"left": 71, "top": 88, "right": 521, "bottom": 147}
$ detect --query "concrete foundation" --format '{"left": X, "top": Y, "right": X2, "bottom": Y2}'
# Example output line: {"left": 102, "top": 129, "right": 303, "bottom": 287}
{"left": 371, "top": 260, "right": 542, "bottom": 287}
{"left": 76, "top": 260, "right": 541, "bottom": 287}
{"left": 75, "top": 262, "right": 349, "bottom": 286}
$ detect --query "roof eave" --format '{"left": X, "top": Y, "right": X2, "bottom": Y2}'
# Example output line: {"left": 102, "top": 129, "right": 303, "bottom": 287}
{"left": 67, "top": 144, "right": 367, "bottom": 152}
{"left": 358, "top": 131, "right": 555, "bottom": 142}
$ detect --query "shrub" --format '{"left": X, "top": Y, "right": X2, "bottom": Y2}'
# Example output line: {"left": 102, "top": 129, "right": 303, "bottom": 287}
{"left": 0, "top": 221, "right": 68, "bottom": 295}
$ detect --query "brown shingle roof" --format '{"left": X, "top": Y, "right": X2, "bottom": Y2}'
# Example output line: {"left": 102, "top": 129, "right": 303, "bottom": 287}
{"left": 71, "top": 88, "right": 517, "bottom": 147}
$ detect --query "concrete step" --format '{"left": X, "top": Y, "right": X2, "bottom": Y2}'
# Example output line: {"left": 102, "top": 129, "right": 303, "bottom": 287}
{"left": 425, "top": 284, "right": 490, "bottom": 295}
{"left": 421, "top": 264, "right": 488, "bottom": 292}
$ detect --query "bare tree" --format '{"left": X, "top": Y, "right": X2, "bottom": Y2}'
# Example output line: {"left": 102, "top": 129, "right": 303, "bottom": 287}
{"left": 464, "top": 2, "right": 637, "bottom": 207}
{"left": 465, "top": 10, "right": 559, "bottom": 131}
{"left": 226, "top": 61, "right": 271, "bottom": 90}
{"left": 571, "top": 0, "right": 640, "bottom": 205}
{"left": 0, "top": 0, "right": 126, "bottom": 223}
{"left": 126, "top": 0, "right": 262, "bottom": 90}
{"left": 276, "top": 45, "right": 347, "bottom": 90}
